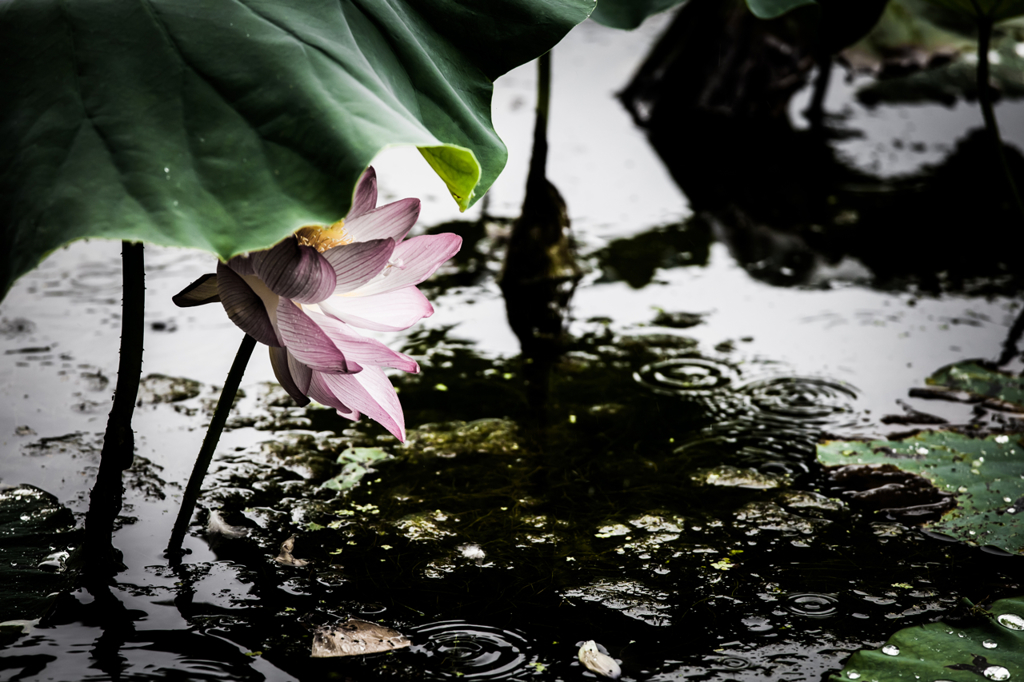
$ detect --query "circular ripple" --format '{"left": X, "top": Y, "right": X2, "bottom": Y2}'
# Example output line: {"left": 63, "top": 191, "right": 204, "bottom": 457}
{"left": 738, "top": 377, "right": 858, "bottom": 427}
{"left": 784, "top": 593, "right": 839, "bottom": 619}
{"left": 635, "top": 358, "right": 741, "bottom": 397}
{"left": 674, "top": 419, "right": 817, "bottom": 475}
{"left": 706, "top": 654, "right": 753, "bottom": 670}
{"left": 411, "top": 621, "right": 532, "bottom": 680}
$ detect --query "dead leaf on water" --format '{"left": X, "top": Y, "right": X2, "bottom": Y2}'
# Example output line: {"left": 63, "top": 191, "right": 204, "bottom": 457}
{"left": 310, "top": 619, "right": 411, "bottom": 658}
{"left": 274, "top": 535, "right": 308, "bottom": 567}
{"left": 578, "top": 640, "right": 621, "bottom": 679}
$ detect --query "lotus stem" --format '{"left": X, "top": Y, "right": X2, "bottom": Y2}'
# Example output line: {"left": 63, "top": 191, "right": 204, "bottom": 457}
{"left": 84, "top": 241, "right": 145, "bottom": 580}
{"left": 972, "top": 9, "right": 1024, "bottom": 225}
{"left": 167, "top": 333, "right": 256, "bottom": 557}
{"left": 529, "top": 51, "right": 552, "bottom": 183}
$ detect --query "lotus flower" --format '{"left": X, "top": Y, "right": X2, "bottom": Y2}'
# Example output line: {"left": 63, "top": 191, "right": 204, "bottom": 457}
{"left": 174, "top": 167, "right": 461, "bottom": 441}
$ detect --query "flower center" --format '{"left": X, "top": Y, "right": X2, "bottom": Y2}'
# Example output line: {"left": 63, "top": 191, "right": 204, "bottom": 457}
{"left": 294, "top": 219, "right": 353, "bottom": 253}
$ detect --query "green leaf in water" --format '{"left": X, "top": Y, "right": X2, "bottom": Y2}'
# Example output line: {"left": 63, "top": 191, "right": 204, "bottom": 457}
{"left": 337, "top": 447, "right": 391, "bottom": 466}
{"left": 818, "top": 432, "right": 1024, "bottom": 555}
{"left": 927, "top": 361, "right": 1024, "bottom": 409}
{"left": 831, "top": 595, "right": 1024, "bottom": 682}
{"left": 0, "top": 0, "right": 595, "bottom": 299}
{"left": 0, "top": 485, "right": 80, "bottom": 623}
{"left": 321, "top": 447, "right": 391, "bottom": 492}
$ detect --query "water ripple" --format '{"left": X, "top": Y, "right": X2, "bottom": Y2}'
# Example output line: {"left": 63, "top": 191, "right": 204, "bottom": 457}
{"left": 411, "top": 621, "right": 533, "bottom": 680}
{"left": 784, "top": 593, "right": 840, "bottom": 619}
{"left": 737, "top": 377, "right": 858, "bottom": 428}
{"left": 634, "top": 358, "right": 741, "bottom": 396}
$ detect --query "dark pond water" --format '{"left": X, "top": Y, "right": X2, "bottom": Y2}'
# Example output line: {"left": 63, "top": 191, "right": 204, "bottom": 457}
{"left": 2, "top": 12, "right": 1024, "bottom": 682}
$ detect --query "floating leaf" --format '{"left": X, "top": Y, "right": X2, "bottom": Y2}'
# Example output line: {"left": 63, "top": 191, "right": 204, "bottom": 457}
{"left": 590, "top": 0, "right": 689, "bottom": 29}
{"left": 0, "top": 485, "right": 80, "bottom": 621}
{"left": 818, "top": 432, "right": 1024, "bottom": 555}
{"left": 927, "top": 361, "right": 1024, "bottom": 410}
{"left": 578, "top": 640, "right": 622, "bottom": 679}
{"left": 338, "top": 447, "right": 391, "bottom": 466}
{"left": 311, "top": 619, "right": 411, "bottom": 657}
{"left": 0, "top": 0, "right": 595, "bottom": 299}
{"left": 831, "top": 595, "right": 1024, "bottom": 681}
{"left": 321, "top": 447, "right": 392, "bottom": 492}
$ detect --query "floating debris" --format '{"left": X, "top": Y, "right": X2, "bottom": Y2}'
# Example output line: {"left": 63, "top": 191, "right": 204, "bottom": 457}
{"left": 206, "top": 510, "right": 247, "bottom": 539}
{"left": 274, "top": 536, "right": 308, "bottom": 567}
{"left": 310, "top": 619, "right": 411, "bottom": 658}
{"left": 578, "top": 640, "right": 621, "bottom": 679}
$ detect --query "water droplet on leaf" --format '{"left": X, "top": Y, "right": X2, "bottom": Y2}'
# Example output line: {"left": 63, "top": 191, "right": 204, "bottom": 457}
{"left": 997, "top": 613, "right": 1024, "bottom": 630}
{"left": 983, "top": 665, "right": 1011, "bottom": 681}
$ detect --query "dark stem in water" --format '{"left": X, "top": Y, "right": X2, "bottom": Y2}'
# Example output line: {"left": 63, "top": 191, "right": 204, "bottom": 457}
{"left": 167, "top": 333, "right": 256, "bottom": 557}
{"left": 971, "top": 7, "right": 1024, "bottom": 224}
{"left": 499, "top": 50, "right": 580, "bottom": 420}
{"left": 998, "top": 303, "right": 1024, "bottom": 366}
{"left": 531, "top": 51, "right": 551, "bottom": 181}
{"left": 84, "top": 241, "right": 145, "bottom": 582}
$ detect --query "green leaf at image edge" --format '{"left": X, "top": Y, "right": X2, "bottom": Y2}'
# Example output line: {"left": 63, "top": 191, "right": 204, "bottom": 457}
{"left": 590, "top": 0, "right": 689, "bottom": 30}
{"left": 831, "top": 595, "right": 1024, "bottom": 682}
{"left": 0, "top": 0, "right": 596, "bottom": 300}
{"left": 818, "top": 431, "right": 1024, "bottom": 555}
{"left": 928, "top": 360, "right": 1024, "bottom": 408}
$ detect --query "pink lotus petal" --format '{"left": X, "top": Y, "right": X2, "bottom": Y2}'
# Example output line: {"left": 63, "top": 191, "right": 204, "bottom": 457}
{"left": 172, "top": 272, "right": 219, "bottom": 307}
{"left": 275, "top": 299, "right": 361, "bottom": 374}
{"left": 308, "top": 371, "right": 358, "bottom": 420}
{"left": 301, "top": 309, "right": 419, "bottom": 373}
{"left": 269, "top": 346, "right": 311, "bottom": 407}
{"left": 319, "top": 367, "right": 405, "bottom": 441}
{"left": 343, "top": 198, "right": 421, "bottom": 243}
{"left": 322, "top": 239, "right": 395, "bottom": 294}
{"left": 319, "top": 287, "right": 433, "bottom": 332}
{"left": 348, "top": 167, "right": 378, "bottom": 220}
{"left": 354, "top": 233, "right": 462, "bottom": 296}
{"left": 252, "top": 238, "right": 336, "bottom": 304}
{"left": 217, "top": 262, "right": 281, "bottom": 347}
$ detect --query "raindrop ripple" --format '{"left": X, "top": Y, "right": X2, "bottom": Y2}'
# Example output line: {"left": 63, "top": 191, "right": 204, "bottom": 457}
{"left": 411, "top": 620, "right": 532, "bottom": 680}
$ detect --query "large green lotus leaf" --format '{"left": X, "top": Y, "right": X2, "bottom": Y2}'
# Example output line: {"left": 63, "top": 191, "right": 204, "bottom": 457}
{"left": 0, "top": 0, "right": 595, "bottom": 299}
{"left": 590, "top": 0, "right": 689, "bottom": 29}
{"left": 0, "top": 485, "right": 80, "bottom": 622}
{"left": 928, "top": 361, "right": 1024, "bottom": 408}
{"left": 831, "top": 595, "right": 1024, "bottom": 682}
{"left": 818, "top": 431, "right": 1024, "bottom": 555}
{"left": 920, "top": 0, "right": 1024, "bottom": 22}
{"left": 745, "top": 0, "right": 818, "bottom": 19}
